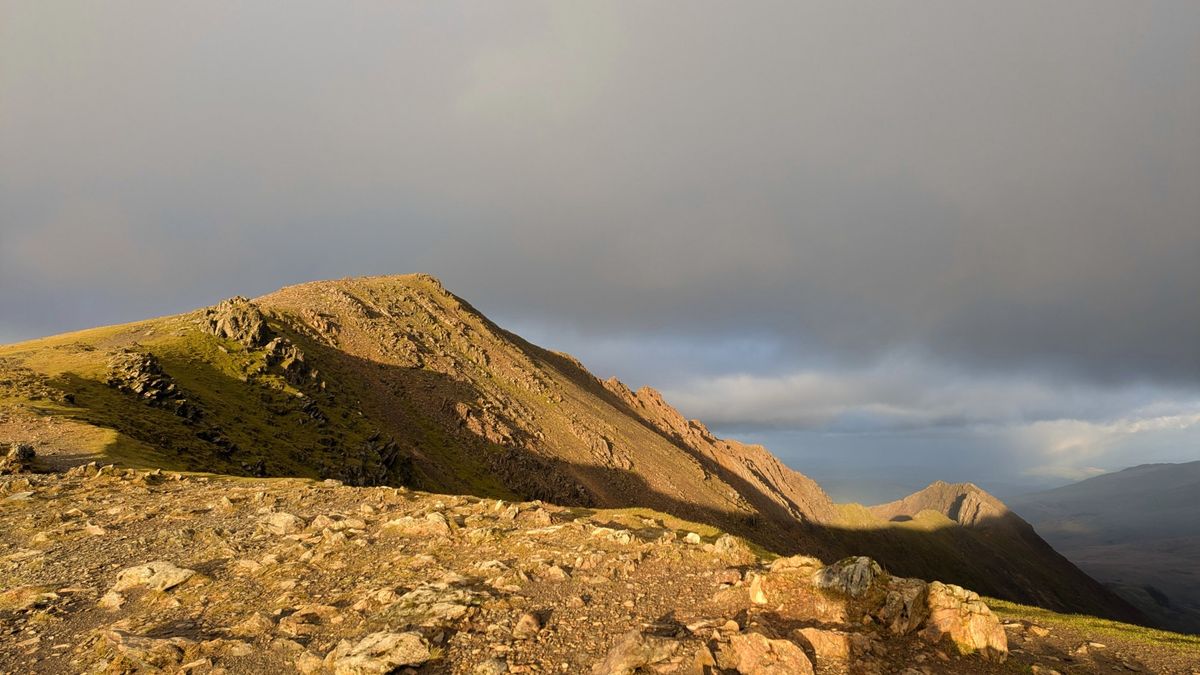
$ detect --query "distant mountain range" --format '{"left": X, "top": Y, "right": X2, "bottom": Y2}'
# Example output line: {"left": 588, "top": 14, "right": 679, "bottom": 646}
{"left": 1010, "top": 461, "right": 1200, "bottom": 634}
{"left": 0, "top": 274, "right": 1142, "bottom": 626}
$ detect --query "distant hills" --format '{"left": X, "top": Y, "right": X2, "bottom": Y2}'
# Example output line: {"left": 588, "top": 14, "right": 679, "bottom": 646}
{"left": 0, "top": 274, "right": 1142, "bottom": 625}
{"left": 1010, "top": 461, "right": 1200, "bottom": 634}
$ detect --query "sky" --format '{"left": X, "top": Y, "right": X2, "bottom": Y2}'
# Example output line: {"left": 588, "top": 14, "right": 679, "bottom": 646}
{"left": 2, "top": 1, "right": 1199, "bottom": 502}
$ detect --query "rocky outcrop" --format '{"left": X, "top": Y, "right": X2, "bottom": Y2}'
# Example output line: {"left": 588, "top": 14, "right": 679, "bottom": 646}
{"left": 200, "top": 296, "right": 272, "bottom": 348}
{"left": 713, "top": 632, "right": 815, "bottom": 675}
{"left": 105, "top": 349, "right": 199, "bottom": 420}
{"left": 922, "top": 581, "right": 1009, "bottom": 660}
{"left": 0, "top": 443, "right": 35, "bottom": 474}
{"left": 812, "top": 556, "right": 883, "bottom": 598}
{"left": 748, "top": 554, "right": 1008, "bottom": 662}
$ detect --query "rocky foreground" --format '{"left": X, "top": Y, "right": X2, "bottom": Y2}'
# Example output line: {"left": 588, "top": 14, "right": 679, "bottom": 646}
{"left": 1, "top": 453, "right": 1197, "bottom": 674}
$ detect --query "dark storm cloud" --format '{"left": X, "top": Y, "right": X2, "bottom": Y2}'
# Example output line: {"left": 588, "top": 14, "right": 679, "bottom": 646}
{"left": 3, "top": 1, "right": 1197, "bottom": 385}
{"left": 3, "top": 2, "right": 1200, "bottom": 490}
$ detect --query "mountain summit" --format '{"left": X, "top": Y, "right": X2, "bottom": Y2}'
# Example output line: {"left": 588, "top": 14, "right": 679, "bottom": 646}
{"left": 0, "top": 275, "right": 1139, "bottom": 625}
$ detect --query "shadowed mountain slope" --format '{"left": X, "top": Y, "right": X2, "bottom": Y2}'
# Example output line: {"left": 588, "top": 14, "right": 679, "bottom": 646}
{"left": 0, "top": 274, "right": 1141, "bottom": 625}
{"left": 866, "top": 481, "right": 1144, "bottom": 625}
{"left": 1010, "top": 462, "right": 1200, "bottom": 634}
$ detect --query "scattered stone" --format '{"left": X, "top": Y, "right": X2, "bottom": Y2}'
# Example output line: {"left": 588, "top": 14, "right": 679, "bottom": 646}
{"left": 100, "top": 629, "right": 194, "bottom": 670}
{"left": 326, "top": 631, "right": 431, "bottom": 674}
{"left": 111, "top": 560, "right": 196, "bottom": 593}
{"left": 512, "top": 611, "right": 542, "bottom": 639}
{"left": 230, "top": 611, "right": 276, "bottom": 638}
{"left": 591, "top": 630, "right": 681, "bottom": 675}
{"left": 713, "top": 533, "right": 752, "bottom": 557}
{"left": 748, "top": 574, "right": 769, "bottom": 605}
{"left": 474, "top": 657, "right": 509, "bottom": 674}
{"left": 264, "top": 511, "right": 306, "bottom": 535}
{"left": 0, "top": 586, "right": 57, "bottom": 611}
{"left": 768, "top": 555, "right": 824, "bottom": 574}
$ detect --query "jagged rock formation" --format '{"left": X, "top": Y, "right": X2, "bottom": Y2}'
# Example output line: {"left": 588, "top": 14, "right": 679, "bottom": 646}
{"left": 199, "top": 296, "right": 272, "bottom": 348}
{"left": 105, "top": 349, "right": 200, "bottom": 421}
{"left": 0, "top": 274, "right": 1144, "bottom": 626}
{"left": 603, "top": 380, "right": 839, "bottom": 526}
{"left": 4, "top": 465, "right": 1191, "bottom": 674}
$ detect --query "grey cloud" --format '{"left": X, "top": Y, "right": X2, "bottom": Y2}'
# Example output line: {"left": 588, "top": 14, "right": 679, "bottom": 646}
{"left": 1, "top": 2, "right": 1198, "bottom": 388}
{"left": 660, "top": 358, "right": 1200, "bottom": 432}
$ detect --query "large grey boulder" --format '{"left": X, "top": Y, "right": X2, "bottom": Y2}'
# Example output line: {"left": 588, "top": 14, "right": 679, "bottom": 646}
{"left": 812, "top": 556, "right": 882, "bottom": 598}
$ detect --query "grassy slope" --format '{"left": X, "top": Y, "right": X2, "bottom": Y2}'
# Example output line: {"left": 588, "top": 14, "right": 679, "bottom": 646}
{"left": 988, "top": 597, "right": 1200, "bottom": 667}
{"left": 0, "top": 314, "right": 399, "bottom": 482}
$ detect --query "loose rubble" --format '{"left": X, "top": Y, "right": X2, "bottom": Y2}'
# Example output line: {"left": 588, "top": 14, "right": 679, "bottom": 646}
{"left": 0, "top": 464, "right": 1193, "bottom": 674}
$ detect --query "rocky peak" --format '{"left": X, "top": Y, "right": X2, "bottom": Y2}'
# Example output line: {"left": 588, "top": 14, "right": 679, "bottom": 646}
{"left": 871, "top": 480, "right": 1011, "bottom": 528}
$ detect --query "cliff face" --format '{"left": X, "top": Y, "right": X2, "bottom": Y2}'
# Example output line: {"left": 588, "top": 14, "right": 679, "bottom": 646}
{"left": 602, "top": 379, "right": 839, "bottom": 526}
{"left": 0, "top": 274, "right": 1142, "bottom": 623}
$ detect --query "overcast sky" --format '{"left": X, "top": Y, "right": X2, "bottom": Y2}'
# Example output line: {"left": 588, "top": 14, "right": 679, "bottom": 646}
{"left": 3, "top": 2, "right": 1198, "bottom": 501}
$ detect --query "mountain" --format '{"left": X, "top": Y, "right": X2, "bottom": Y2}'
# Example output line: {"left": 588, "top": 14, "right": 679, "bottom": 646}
{"left": 0, "top": 274, "right": 1139, "bottom": 625}
{"left": 1010, "top": 462, "right": 1200, "bottom": 634}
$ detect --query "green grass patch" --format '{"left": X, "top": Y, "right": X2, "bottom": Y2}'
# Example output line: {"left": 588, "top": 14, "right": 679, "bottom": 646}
{"left": 987, "top": 597, "right": 1200, "bottom": 653}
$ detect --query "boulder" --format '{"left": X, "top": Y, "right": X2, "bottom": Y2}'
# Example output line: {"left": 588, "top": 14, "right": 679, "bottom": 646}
{"left": 875, "top": 576, "right": 930, "bottom": 634}
{"left": 768, "top": 555, "right": 824, "bottom": 574}
{"left": 512, "top": 611, "right": 541, "bottom": 639}
{"left": 714, "top": 533, "right": 754, "bottom": 559}
{"left": 326, "top": 631, "right": 431, "bottom": 674}
{"left": 591, "top": 630, "right": 680, "bottom": 675}
{"left": 715, "top": 632, "right": 815, "bottom": 675}
{"left": 793, "top": 627, "right": 851, "bottom": 663}
{"left": 380, "top": 513, "right": 451, "bottom": 537}
{"left": 111, "top": 561, "right": 196, "bottom": 593}
{"left": 920, "top": 581, "right": 1008, "bottom": 661}
{"left": 264, "top": 512, "right": 306, "bottom": 535}
{"left": 812, "top": 556, "right": 882, "bottom": 598}
{"left": 100, "top": 629, "right": 194, "bottom": 670}
{"left": 0, "top": 443, "right": 35, "bottom": 474}
{"left": 200, "top": 297, "right": 271, "bottom": 348}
